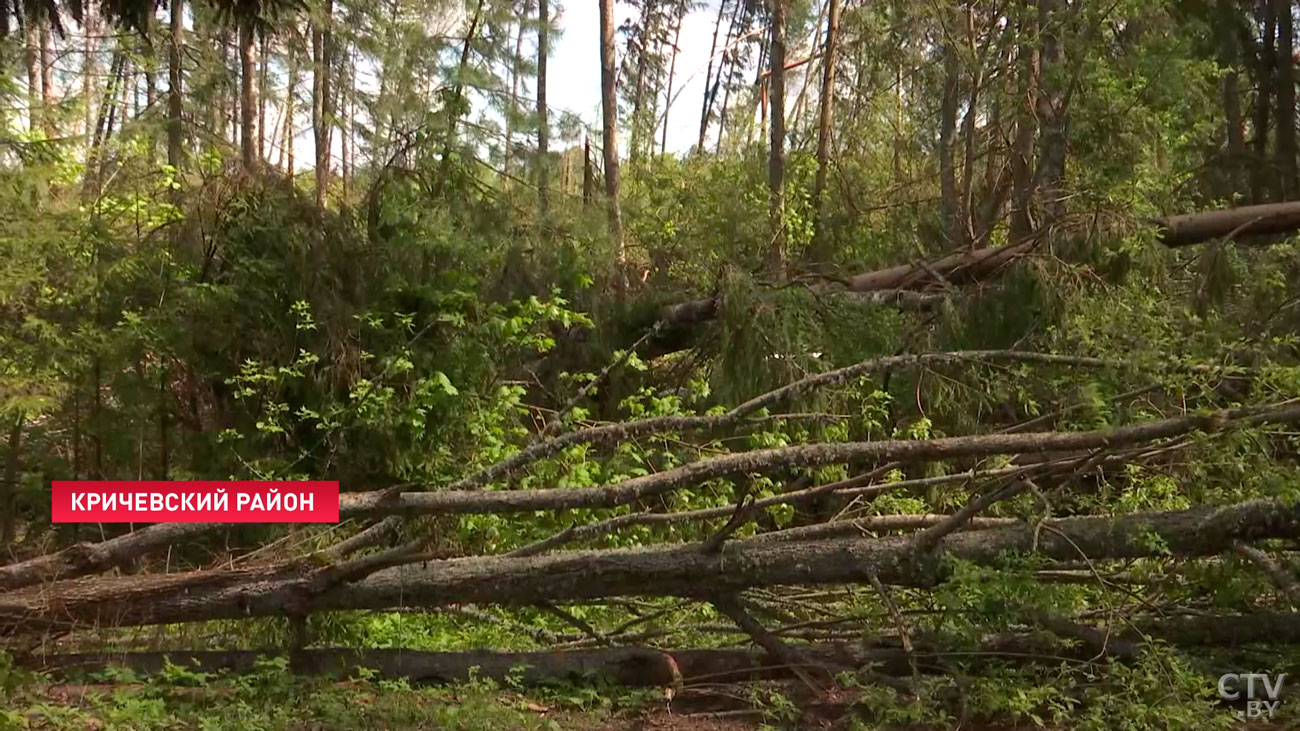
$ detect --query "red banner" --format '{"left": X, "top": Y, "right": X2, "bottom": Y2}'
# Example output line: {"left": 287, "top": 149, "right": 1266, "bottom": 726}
{"left": 51, "top": 481, "right": 340, "bottom": 523}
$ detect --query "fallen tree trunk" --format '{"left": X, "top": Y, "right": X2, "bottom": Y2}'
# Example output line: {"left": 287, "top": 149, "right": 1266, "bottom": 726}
{"left": 2, "top": 400, "right": 1293, "bottom": 595}
{"left": 4, "top": 498, "right": 1298, "bottom": 634}
{"left": 651, "top": 238, "right": 1037, "bottom": 354}
{"left": 21, "top": 612, "right": 1299, "bottom": 686}
{"left": 0, "top": 522, "right": 222, "bottom": 592}
{"left": 334, "top": 403, "right": 1297, "bottom": 519}
{"left": 0, "top": 349, "right": 1120, "bottom": 592}
{"left": 1157, "top": 200, "right": 1300, "bottom": 247}
{"left": 650, "top": 201, "right": 1300, "bottom": 353}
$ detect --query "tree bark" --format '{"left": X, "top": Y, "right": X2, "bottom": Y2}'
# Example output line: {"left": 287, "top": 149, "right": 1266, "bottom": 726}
{"left": 285, "top": 31, "right": 296, "bottom": 176}
{"left": 6, "top": 397, "right": 1295, "bottom": 593}
{"left": 1217, "top": 0, "right": 1246, "bottom": 197}
{"left": 39, "top": 18, "right": 52, "bottom": 136}
{"left": 258, "top": 33, "right": 268, "bottom": 161}
{"left": 83, "top": 0, "right": 99, "bottom": 146}
{"left": 809, "top": 0, "right": 840, "bottom": 262}
{"left": 537, "top": 0, "right": 550, "bottom": 218}
{"left": 1010, "top": 1, "right": 1040, "bottom": 241}
{"left": 767, "top": 0, "right": 788, "bottom": 278}
{"left": 6, "top": 498, "right": 1300, "bottom": 632}
{"left": 660, "top": 14, "right": 682, "bottom": 156}
{"left": 1, "top": 415, "right": 22, "bottom": 546}
{"left": 1036, "top": 0, "right": 1067, "bottom": 224}
{"left": 1275, "top": 0, "right": 1296, "bottom": 197}
{"left": 504, "top": 1, "right": 527, "bottom": 179}
{"left": 939, "top": 29, "right": 960, "bottom": 247}
{"left": 599, "top": 0, "right": 625, "bottom": 269}
{"left": 239, "top": 18, "right": 259, "bottom": 169}
{"left": 313, "top": 0, "right": 334, "bottom": 210}
{"left": 26, "top": 613, "right": 1300, "bottom": 685}
{"left": 167, "top": 0, "right": 184, "bottom": 170}
{"left": 1254, "top": 0, "right": 1276, "bottom": 202}
{"left": 583, "top": 135, "right": 593, "bottom": 207}
{"left": 24, "top": 16, "right": 40, "bottom": 134}
{"left": 1157, "top": 199, "right": 1300, "bottom": 246}
{"left": 698, "top": 0, "right": 728, "bottom": 152}
{"left": 629, "top": 0, "right": 656, "bottom": 161}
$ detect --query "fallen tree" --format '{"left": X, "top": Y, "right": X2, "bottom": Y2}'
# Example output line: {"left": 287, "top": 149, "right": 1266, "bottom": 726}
{"left": 4, "top": 497, "right": 1298, "bottom": 634}
{"left": 647, "top": 201, "right": 1300, "bottom": 355}
{"left": 20, "top": 611, "right": 1300, "bottom": 686}
{"left": 0, "top": 388, "right": 1282, "bottom": 594}
{"left": 0, "top": 348, "right": 1201, "bottom": 592}
{"left": 1156, "top": 200, "right": 1300, "bottom": 248}
{"left": 2, "top": 341, "right": 1297, "bottom": 704}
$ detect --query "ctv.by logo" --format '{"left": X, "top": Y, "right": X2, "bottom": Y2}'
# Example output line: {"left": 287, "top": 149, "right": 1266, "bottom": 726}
{"left": 1218, "top": 673, "right": 1286, "bottom": 721}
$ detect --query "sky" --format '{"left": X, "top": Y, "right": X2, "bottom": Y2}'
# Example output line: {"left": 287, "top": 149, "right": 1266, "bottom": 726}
{"left": 546, "top": 2, "right": 727, "bottom": 155}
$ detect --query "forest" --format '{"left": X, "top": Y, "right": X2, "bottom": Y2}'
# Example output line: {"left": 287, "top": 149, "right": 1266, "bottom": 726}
{"left": 0, "top": 0, "right": 1299, "bottom": 727}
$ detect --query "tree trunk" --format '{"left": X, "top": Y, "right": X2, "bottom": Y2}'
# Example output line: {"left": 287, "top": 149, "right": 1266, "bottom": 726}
{"left": 83, "top": 0, "right": 99, "bottom": 146}
{"left": 583, "top": 136, "right": 593, "bottom": 207}
{"left": 1036, "top": 0, "right": 1068, "bottom": 223}
{"left": 168, "top": 0, "right": 184, "bottom": 170}
{"left": 313, "top": 0, "right": 334, "bottom": 210}
{"left": 809, "top": 0, "right": 840, "bottom": 262}
{"left": 958, "top": 4, "right": 983, "bottom": 246}
{"left": 1221, "top": 0, "right": 1246, "bottom": 197}
{"left": 629, "top": 0, "right": 653, "bottom": 161}
{"left": 711, "top": 2, "right": 745, "bottom": 154}
{"left": 1158, "top": 199, "right": 1300, "bottom": 246}
{"left": 8, "top": 495, "right": 1300, "bottom": 631}
{"left": 939, "top": 32, "right": 960, "bottom": 247}
{"left": 1, "top": 415, "right": 22, "bottom": 545}
{"left": 258, "top": 33, "right": 268, "bottom": 161}
{"left": 1010, "top": 2, "right": 1040, "bottom": 241}
{"left": 25, "top": 617, "right": 1300, "bottom": 687}
{"left": 239, "top": 18, "right": 259, "bottom": 169}
{"left": 1275, "top": 0, "right": 1296, "bottom": 197}
{"left": 439, "top": 0, "right": 484, "bottom": 193}
{"left": 767, "top": 0, "right": 788, "bottom": 277}
{"left": 698, "top": 0, "right": 728, "bottom": 152}
{"left": 504, "top": 2, "right": 527, "bottom": 179}
{"left": 39, "top": 18, "right": 52, "bottom": 136}
{"left": 24, "top": 17, "right": 40, "bottom": 134}
{"left": 537, "top": 0, "right": 550, "bottom": 218}
{"left": 1254, "top": 0, "right": 1276, "bottom": 202}
{"left": 285, "top": 32, "right": 296, "bottom": 176}
{"left": 341, "top": 45, "right": 353, "bottom": 201}
{"left": 85, "top": 51, "right": 125, "bottom": 195}
{"left": 599, "top": 0, "right": 625, "bottom": 269}
{"left": 157, "top": 369, "right": 169, "bottom": 481}
{"left": 756, "top": 37, "right": 768, "bottom": 148}
{"left": 660, "top": 15, "right": 682, "bottom": 156}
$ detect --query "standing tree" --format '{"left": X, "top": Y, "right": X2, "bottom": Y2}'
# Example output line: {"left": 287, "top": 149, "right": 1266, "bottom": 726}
{"left": 1009, "top": 0, "right": 1039, "bottom": 241}
{"left": 537, "top": 0, "right": 550, "bottom": 218}
{"left": 1275, "top": 0, "right": 1296, "bottom": 198}
{"left": 767, "top": 0, "right": 787, "bottom": 277}
{"left": 313, "top": 0, "right": 333, "bottom": 209}
{"left": 810, "top": 0, "right": 839, "bottom": 261}
{"left": 659, "top": 7, "right": 682, "bottom": 155}
{"left": 24, "top": 11, "right": 39, "bottom": 133}
{"left": 939, "top": 15, "right": 959, "bottom": 247}
{"left": 168, "top": 0, "right": 185, "bottom": 169}
{"left": 238, "top": 15, "right": 260, "bottom": 169}
{"left": 599, "top": 0, "right": 625, "bottom": 270}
